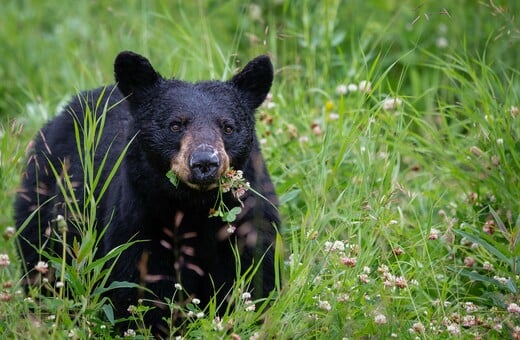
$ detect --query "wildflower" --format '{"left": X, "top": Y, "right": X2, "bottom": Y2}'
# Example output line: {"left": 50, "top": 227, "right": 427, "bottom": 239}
{"left": 266, "top": 101, "right": 276, "bottom": 109}
{"left": 196, "top": 312, "right": 204, "bottom": 319}
{"left": 226, "top": 224, "right": 236, "bottom": 234}
{"left": 428, "top": 228, "right": 440, "bottom": 240}
{"left": 0, "top": 254, "right": 10, "bottom": 267}
{"left": 67, "top": 328, "right": 79, "bottom": 338}
{"left": 513, "top": 326, "right": 520, "bottom": 340}
{"left": 3, "top": 226, "right": 15, "bottom": 240}
{"left": 191, "top": 298, "right": 200, "bottom": 305}
{"left": 318, "top": 300, "right": 331, "bottom": 311}
{"left": 124, "top": 329, "right": 136, "bottom": 337}
{"left": 392, "top": 247, "right": 404, "bottom": 256}
{"left": 245, "top": 301, "right": 256, "bottom": 312}
{"left": 461, "top": 315, "right": 476, "bottom": 327}
{"left": 250, "top": 332, "right": 261, "bottom": 340}
{"left": 363, "top": 266, "right": 371, "bottom": 274}
{"left": 482, "top": 261, "right": 494, "bottom": 271}
{"left": 464, "top": 302, "right": 478, "bottom": 313}
{"left": 446, "top": 323, "right": 460, "bottom": 335}
{"left": 311, "top": 122, "right": 323, "bottom": 136}
{"left": 186, "top": 311, "right": 195, "bottom": 318}
{"left": 374, "top": 313, "right": 387, "bottom": 324}
{"left": 335, "top": 84, "right": 348, "bottom": 95}
{"left": 378, "top": 264, "right": 389, "bottom": 273}
{"left": 0, "top": 292, "right": 12, "bottom": 302}
{"left": 56, "top": 281, "right": 64, "bottom": 288}
{"left": 394, "top": 276, "right": 407, "bottom": 288}
{"left": 493, "top": 275, "right": 509, "bottom": 285}
{"left": 212, "top": 317, "right": 224, "bottom": 331}
{"left": 174, "top": 283, "right": 183, "bottom": 290}
{"left": 325, "top": 100, "right": 334, "bottom": 111}
{"left": 409, "top": 322, "right": 425, "bottom": 334}
{"left": 507, "top": 303, "right": 520, "bottom": 314}
{"left": 436, "top": 37, "right": 448, "bottom": 48}
{"left": 382, "top": 97, "right": 403, "bottom": 111}
{"left": 496, "top": 138, "right": 504, "bottom": 145}
{"left": 34, "top": 261, "right": 48, "bottom": 274}
{"left": 511, "top": 105, "right": 519, "bottom": 117}
{"left": 127, "top": 305, "right": 137, "bottom": 313}
{"left": 324, "top": 240, "right": 345, "bottom": 252}
{"left": 55, "top": 214, "right": 68, "bottom": 233}
{"left": 241, "top": 292, "right": 252, "bottom": 300}
{"left": 341, "top": 257, "right": 357, "bottom": 267}
{"left": 464, "top": 257, "right": 475, "bottom": 267}
{"left": 358, "top": 80, "right": 372, "bottom": 93}
{"left": 338, "top": 293, "right": 350, "bottom": 302}
{"left": 483, "top": 220, "right": 495, "bottom": 235}
{"left": 347, "top": 83, "right": 358, "bottom": 92}
{"left": 298, "top": 136, "right": 309, "bottom": 143}
{"left": 328, "top": 112, "right": 340, "bottom": 121}
{"left": 358, "top": 273, "right": 370, "bottom": 284}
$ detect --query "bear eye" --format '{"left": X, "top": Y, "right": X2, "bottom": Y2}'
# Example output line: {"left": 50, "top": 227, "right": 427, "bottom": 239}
{"left": 223, "top": 125, "right": 234, "bottom": 135}
{"left": 170, "top": 122, "right": 183, "bottom": 132}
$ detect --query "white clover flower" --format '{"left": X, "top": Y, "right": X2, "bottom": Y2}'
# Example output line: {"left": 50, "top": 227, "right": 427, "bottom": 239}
{"left": 335, "top": 84, "right": 348, "bottom": 95}
{"left": 428, "top": 228, "right": 440, "bottom": 240}
{"left": 174, "top": 283, "right": 183, "bottom": 290}
{"left": 192, "top": 298, "right": 200, "bottom": 305}
{"left": 359, "top": 273, "right": 370, "bottom": 284}
{"left": 359, "top": 80, "right": 372, "bottom": 93}
{"left": 507, "top": 302, "right": 520, "bottom": 314}
{"left": 3, "top": 226, "right": 15, "bottom": 240}
{"left": 374, "top": 313, "right": 387, "bottom": 324}
{"left": 436, "top": 37, "right": 448, "bottom": 48}
{"left": 241, "top": 292, "right": 252, "bottom": 300}
{"left": 245, "top": 301, "right": 256, "bottom": 312}
{"left": 347, "top": 83, "right": 358, "bottom": 92}
{"left": 124, "top": 328, "right": 136, "bottom": 337}
{"left": 212, "top": 317, "right": 224, "bottom": 331}
{"left": 196, "top": 312, "right": 204, "bottom": 319}
{"left": 34, "top": 261, "right": 49, "bottom": 274}
{"left": 410, "top": 322, "right": 425, "bottom": 334}
{"left": 446, "top": 323, "right": 460, "bottom": 335}
{"left": 382, "top": 97, "right": 403, "bottom": 111}
{"left": 318, "top": 300, "right": 332, "bottom": 311}
{"left": 0, "top": 254, "right": 10, "bottom": 267}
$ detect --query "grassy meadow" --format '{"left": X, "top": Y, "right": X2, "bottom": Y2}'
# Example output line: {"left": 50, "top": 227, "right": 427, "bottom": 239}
{"left": 1, "top": 0, "right": 520, "bottom": 338}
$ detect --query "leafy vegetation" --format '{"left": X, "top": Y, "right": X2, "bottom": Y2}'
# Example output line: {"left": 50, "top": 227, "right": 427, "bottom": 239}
{"left": 1, "top": 0, "right": 519, "bottom": 338}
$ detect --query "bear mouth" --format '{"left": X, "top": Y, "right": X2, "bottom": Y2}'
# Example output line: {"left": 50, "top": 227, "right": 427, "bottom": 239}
{"left": 185, "top": 180, "right": 219, "bottom": 191}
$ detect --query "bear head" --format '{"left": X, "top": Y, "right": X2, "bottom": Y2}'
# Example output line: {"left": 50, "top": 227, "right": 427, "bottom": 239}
{"left": 114, "top": 51, "right": 273, "bottom": 193}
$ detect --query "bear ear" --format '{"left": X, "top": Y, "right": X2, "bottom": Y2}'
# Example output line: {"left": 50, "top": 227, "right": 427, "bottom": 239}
{"left": 230, "top": 55, "right": 273, "bottom": 109}
{"left": 114, "top": 51, "right": 162, "bottom": 99}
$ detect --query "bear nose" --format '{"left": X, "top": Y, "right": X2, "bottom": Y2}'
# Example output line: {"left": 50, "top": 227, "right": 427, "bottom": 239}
{"left": 189, "top": 145, "right": 220, "bottom": 182}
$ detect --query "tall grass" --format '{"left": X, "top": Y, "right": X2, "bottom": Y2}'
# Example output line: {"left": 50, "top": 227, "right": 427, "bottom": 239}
{"left": 1, "top": 0, "right": 519, "bottom": 338}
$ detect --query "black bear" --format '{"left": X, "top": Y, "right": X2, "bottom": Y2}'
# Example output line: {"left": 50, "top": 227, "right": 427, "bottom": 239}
{"left": 14, "top": 51, "right": 280, "bottom": 336}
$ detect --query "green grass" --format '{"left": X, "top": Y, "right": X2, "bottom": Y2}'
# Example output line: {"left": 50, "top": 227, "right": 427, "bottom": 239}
{"left": 1, "top": 0, "right": 520, "bottom": 338}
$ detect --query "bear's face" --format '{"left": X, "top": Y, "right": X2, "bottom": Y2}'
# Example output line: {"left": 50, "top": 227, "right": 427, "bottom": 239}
{"left": 114, "top": 52, "right": 273, "bottom": 191}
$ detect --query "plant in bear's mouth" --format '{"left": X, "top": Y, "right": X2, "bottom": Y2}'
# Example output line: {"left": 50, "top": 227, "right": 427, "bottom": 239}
{"left": 165, "top": 168, "right": 249, "bottom": 224}
{"left": 209, "top": 168, "right": 250, "bottom": 223}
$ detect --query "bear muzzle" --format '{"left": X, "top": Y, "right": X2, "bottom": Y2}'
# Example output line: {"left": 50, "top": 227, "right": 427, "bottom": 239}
{"left": 189, "top": 144, "right": 220, "bottom": 186}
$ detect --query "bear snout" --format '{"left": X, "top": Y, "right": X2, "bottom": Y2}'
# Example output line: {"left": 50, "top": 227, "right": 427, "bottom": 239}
{"left": 189, "top": 144, "right": 220, "bottom": 184}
